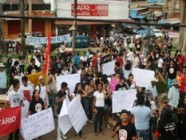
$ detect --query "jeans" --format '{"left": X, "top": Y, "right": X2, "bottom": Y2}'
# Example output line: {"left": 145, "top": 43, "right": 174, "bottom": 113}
{"left": 94, "top": 107, "right": 104, "bottom": 132}
{"left": 19, "top": 65, "right": 24, "bottom": 73}
{"left": 83, "top": 97, "right": 93, "bottom": 120}
{"left": 136, "top": 129, "right": 150, "bottom": 140}
{"left": 168, "top": 78, "right": 175, "bottom": 90}
{"left": 8, "top": 129, "right": 19, "bottom": 140}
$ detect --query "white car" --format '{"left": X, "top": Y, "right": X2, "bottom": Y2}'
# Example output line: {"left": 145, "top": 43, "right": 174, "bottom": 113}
{"left": 153, "top": 29, "right": 164, "bottom": 38}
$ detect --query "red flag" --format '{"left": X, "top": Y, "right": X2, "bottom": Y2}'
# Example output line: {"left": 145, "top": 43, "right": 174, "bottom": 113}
{"left": 0, "top": 106, "right": 21, "bottom": 137}
{"left": 43, "top": 33, "right": 52, "bottom": 76}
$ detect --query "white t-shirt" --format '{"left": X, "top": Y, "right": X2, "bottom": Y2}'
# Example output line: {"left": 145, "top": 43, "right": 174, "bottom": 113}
{"left": 80, "top": 56, "right": 88, "bottom": 62}
{"left": 158, "top": 58, "right": 164, "bottom": 68}
{"left": 132, "top": 57, "right": 139, "bottom": 68}
{"left": 7, "top": 90, "right": 22, "bottom": 107}
{"left": 20, "top": 85, "right": 34, "bottom": 102}
{"left": 93, "top": 91, "right": 105, "bottom": 107}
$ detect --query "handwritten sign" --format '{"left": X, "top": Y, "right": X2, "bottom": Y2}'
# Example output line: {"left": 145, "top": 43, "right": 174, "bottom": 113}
{"left": 56, "top": 73, "right": 80, "bottom": 93}
{"left": 68, "top": 95, "right": 88, "bottom": 133}
{"left": 132, "top": 68, "right": 155, "bottom": 87}
{"left": 27, "top": 34, "right": 71, "bottom": 45}
{"left": 112, "top": 89, "right": 137, "bottom": 113}
{"left": 59, "top": 96, "right": 87, "bottom": 134}
{"left": 21, "top": 108, "right": 55, "bottom": 140}
{"left": 102, "top": 60, "right": 116, "bottom": 76}
{"left": 58, "top": 100, "right": 72, "bottom": 135}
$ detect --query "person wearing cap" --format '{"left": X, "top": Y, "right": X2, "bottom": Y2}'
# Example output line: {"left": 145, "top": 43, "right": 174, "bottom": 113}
{"left": 55, "top": 82, "right": 69, "bottom": 140}
{"left": 112, "top": 110, "right": 137, "bottom": 140}
{"left": 168, "top": 80, "right": 180, "bottom": 108}
{"left": 35, "top": 75, "right": 48, "bottom": 106}
{"left": 146, "top": 77, "right": 158, "bottom": 100}
{"left": 0, "top": 63, "right": 7, "bottom": 94}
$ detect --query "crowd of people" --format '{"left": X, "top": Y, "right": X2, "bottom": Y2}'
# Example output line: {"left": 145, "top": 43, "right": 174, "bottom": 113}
{"left": 1, "top": 35, "right": 186, "bottom": 140}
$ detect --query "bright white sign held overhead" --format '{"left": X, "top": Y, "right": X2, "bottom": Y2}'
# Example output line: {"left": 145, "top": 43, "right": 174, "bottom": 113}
{"left": 57, "top": 0, "right": 129, "bottom": 20}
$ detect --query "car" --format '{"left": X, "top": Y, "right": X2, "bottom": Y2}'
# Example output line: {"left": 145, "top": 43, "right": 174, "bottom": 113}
{"left": 67, "top": 35, "right": 90, "bottom": 48}
{"left": 153, "top": 29, "right": 164, "bottom": 38}
{"left": 135, "top": 26, "right": 155, "bottom": 39}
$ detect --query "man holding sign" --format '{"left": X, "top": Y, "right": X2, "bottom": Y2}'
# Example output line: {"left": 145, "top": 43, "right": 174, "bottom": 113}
{"left": 55, "top": 82, "right": 69, "bottom": 140}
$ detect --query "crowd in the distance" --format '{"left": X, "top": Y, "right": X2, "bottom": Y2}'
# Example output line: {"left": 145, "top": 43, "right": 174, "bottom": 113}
{"left": 1, "top": 35, "right": 186, "bottom": 140}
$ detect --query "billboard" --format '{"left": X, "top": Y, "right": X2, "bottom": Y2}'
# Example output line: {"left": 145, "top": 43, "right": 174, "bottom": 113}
{"left": 57, "top": 0, "right": 129, "bottom": 20}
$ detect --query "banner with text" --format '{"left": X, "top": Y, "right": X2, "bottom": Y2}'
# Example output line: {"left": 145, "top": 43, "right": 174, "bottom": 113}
{"left": 112, "top": 89, "right": 137, "bottom": 113}
{"left": 56, "top": 73, "right": 81, "bottom": 93}
{"left": 0, "top": 106, "right": 21, "bottom": 137}
{"left": 132, "top": 68, "right": 155, "bottom": 87}
{"left": 27, "top": 34, "right": 71, "bottom": 45}
{"left": 21, "top": 108, "right": 55, "bottom": 140}
{"left": 102, "top": 60, "right": 116, "bottom": 76}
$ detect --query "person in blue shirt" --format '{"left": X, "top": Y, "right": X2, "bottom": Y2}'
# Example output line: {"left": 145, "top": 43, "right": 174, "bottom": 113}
{"left": 73, "top": 51, "right": 80, "bottom": 68}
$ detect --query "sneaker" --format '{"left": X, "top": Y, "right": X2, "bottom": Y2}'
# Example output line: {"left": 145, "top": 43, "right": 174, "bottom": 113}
{"left": 57, "top": 138, "right": 63, "bottom": 140}
{"left": 88, "top": 120, "right": 93, "bottom": 124}
{"left": 106, "top": 124, "right": 110, "bottom": 128}
{"left": 62, "top": 135, "right": 68, "bottom": 140}
{"left": 79, "top": 135, "right": 86, "bottom": 139}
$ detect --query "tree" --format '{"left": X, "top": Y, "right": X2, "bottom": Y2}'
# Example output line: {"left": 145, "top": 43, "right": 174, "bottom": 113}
{"left": 179, "top": 0, "right": 186, "bottom": 60}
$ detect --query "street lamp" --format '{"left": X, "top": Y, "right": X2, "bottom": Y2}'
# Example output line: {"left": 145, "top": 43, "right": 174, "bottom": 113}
{"left": 71, "top": 0, "right": 77, "bottom": 54}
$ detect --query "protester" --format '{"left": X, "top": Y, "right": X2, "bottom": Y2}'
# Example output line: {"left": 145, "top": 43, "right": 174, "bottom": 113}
{"left": 26, "top": 58, "right": 40, "bottom": 75}
{"left": 180, "top": 66, "right": 186, "bottom": 103}
{"left": 9, "top": 60, "right": 19, "bottom": 85}
{"left": 112, "top": 110, "right": 137, "bottom": 140}
{"left": 131, "top": 94, "right": 151, "bottom": 140}
{"left": 0, "top": 63, "right": 7, "bottom": 94}
{"left": 7, "top": 79, "right": 23, "bottom": 140}
{"left": 168, "top": 80, "right": 180, "bottom": 108}
{"left": 20, "top": 76, "right": 34, "bottom": 102}
{"left": 55, "top": 82, "right": 69, "bottom": 140}
{"left": 93, "top": 82, "right": 105, "bottom": 134}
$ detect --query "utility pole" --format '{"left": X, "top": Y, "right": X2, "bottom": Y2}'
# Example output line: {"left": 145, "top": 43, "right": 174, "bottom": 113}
{"left": 71, "top": 0, "right": 77, "bottom": 54}
{"left": 0, "top": 1, "right": 4, "bottom": 53}
{"left": 28, "top": 0, "right": 32, "bottom": 36}
{"left": 20, "top": 0, "right": 25, "bottom": 51}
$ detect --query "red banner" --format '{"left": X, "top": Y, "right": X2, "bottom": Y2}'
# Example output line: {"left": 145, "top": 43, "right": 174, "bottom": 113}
{"left": 0, "top": 106, "right": 21, "bottom": 137}
{"left": 42, "top": 33, "right": 52, "bottom": 76}
{"left": 71, "top": 4, "right": 108, "bottom": 16}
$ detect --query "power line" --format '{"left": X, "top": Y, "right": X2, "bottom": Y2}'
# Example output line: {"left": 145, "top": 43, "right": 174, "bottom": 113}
{"left": 0, "top": 14, "right": 185, "bottom": 28}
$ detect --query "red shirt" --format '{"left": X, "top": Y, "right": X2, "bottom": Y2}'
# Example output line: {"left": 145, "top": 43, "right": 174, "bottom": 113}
{"left": 91, "top": 56, "right": 98, "bottom": 68}
{"left": 180, "top": 74, "right": 186, "bottom": 93}
{"left": 117, "top": 57, "right": 124, "bottom": 67}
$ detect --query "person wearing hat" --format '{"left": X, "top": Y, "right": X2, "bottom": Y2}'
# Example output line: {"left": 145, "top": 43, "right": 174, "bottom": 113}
{"left": 146, "top": 77, "right": 158, "bottom": 100}
{"left": 0, "top": 63, "right": 7, "bottom": 94}
{"left": 168, "top": 80, "right": 180, "bottom": 108}
{"left": 112, "top": 110, "right": 137, "bottom": 140}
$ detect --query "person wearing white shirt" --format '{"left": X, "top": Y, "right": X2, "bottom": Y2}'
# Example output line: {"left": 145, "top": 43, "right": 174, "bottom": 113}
{"left": 0, "top": 63, "right": 7, "bottom": 94}
{"left": 146, "top": 78, "right": 158, "bottom": 99}
{"left": 35, "top": 75, "right": 48, "bottom": 106}
{"left": 93, "top": 83, "right": 105, "bottom": 134}
{"left": 20, "top": 76, "right": 34, "bottom": 102}
{"left": 132, "top": 53, "right": 140, "bottom": 68}
{"left": 127, "top": 48, "right": 134, "bottom": 61}
{"left": 157, "top": 56, "right": 164, "bottom": 73}
{"left": 7, "top": 78, "right": 22, "bottom": 140}
{"left": 168, "top": 80, "right": 180, "bottom": 108}
{"left": 80, "top": 52, "right": 88, "bottom": 67}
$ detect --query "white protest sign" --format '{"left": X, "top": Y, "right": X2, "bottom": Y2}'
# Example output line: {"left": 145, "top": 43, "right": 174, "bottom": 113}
{"left": 112, "top": 89, "right": 137, "bottom": 113}
{"left": 132, "top": 68, "right": 155, "bottom": 87}
{"left": 33, "top": 56, "right": 41, "bottom": 67}
{"left": 58, "top": 100, "right": 72, "bottom": 135}
{"left": 21, "top": 108, "right": 55, "bottom": 140}
{"left": 102, "top": 60, "right": 116, "bottom": 76}
{"left": 56, "top": 73, "right": 80, "bottom": 93}
{"left": 68, "top": 95, "right": 88, "bottom": 133}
